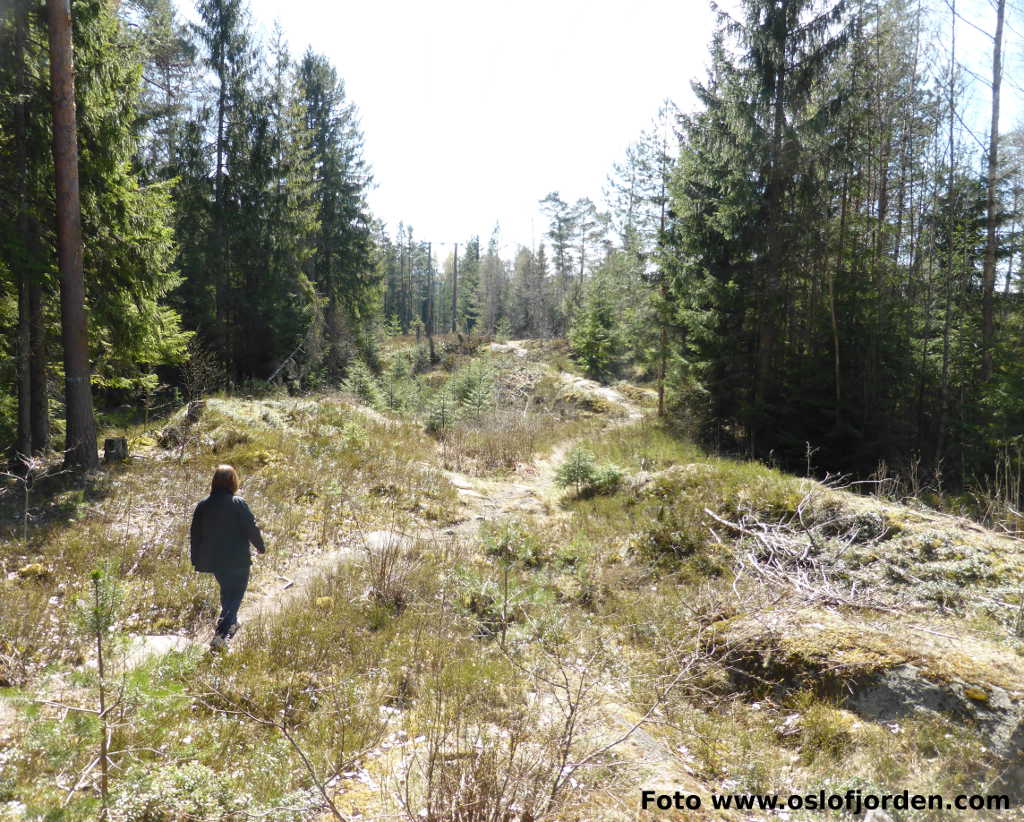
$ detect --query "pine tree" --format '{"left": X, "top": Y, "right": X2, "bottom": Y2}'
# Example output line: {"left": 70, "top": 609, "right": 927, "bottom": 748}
{"left": 540, "top": 192, "right": 575, "bottom": 334}
{"left": 478, "top": 228, "right": 507, "bottom": 334}
{"left": 123, "top": 0, "right": 197, "bottom": 182}
{"left": 193, "top": 0, "right": 252, "bottom": 368}
{"left": 230, "top": 28, "right": 319, "bottom": 378}
{"left": 47, "top": 0, "right": 97, "bottom": 469}
{"left": 1, "top": 0, "right": 50, "bottom": 463}
{"left": 509, "top": 247, "right": 535, "bottom": 337}
{"left": 671, "top": 0, "right": 852, "bottom": 460}
{"left": 568, "top": 263, "right": 624, "bottom": 381}
{"left": 606, "top": 103, "right": 678, "bottom": 411}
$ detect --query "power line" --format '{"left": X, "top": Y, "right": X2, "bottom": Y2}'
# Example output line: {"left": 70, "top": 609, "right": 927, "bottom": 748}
{"left": 954, "top": 107, "right": 990, "bottom": 152}
{"left": 940, "top": 0, "right": 995, "bottom": 39}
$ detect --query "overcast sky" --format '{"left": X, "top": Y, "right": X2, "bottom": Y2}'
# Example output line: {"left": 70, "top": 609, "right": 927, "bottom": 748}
{"left": 173, "top": 0, "right": 1018, "bottom": 256}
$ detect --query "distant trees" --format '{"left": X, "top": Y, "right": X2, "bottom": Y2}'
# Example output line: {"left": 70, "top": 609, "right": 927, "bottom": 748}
{"left": 538, "top": 192, "right": 611, "bottom": 334}
{"left": 604, "top": 103, "right": 677, "bottom": 413}
{"left": 3, "top": 0, "right": 1018, "bottom": 495}
{"left": 457, "top": 237, "right": 481, "bottom": 332}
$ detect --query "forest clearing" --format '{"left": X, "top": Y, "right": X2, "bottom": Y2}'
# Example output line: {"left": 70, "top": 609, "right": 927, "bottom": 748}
{"left": 3, "top": 339, "right": 1024, "bottom": 819}
{"left": 3, "top": 0, "right": 1024, "bottom": 817}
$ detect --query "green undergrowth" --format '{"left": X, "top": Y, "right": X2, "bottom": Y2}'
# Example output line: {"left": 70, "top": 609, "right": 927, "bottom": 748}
{"left": 537, "top": 422, "right": 1024, "bottom": 815}
{"left": 559, "top": 421, "right": 810, "bottom": 578}
{"left": 375, "top": 342, "right": 626, "bottom": 475}
{"left": 0, "top": 392, "right": 457, "bottom": 689}
{"left": 5, "top": 354, "right": 1024, "bottom": 819}
{"left": 2, "top": 521, "right": 623, "bottom": 818}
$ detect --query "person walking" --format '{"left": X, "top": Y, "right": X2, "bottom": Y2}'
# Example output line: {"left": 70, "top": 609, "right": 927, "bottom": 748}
{"left": 190, "top": 464, "right": 266, "bottom": 650}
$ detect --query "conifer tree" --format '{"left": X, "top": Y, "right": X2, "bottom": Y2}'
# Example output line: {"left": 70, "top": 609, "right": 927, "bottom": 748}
{"left": 298, "top": 49, "right": 377, "bottom": 375}
{"left": 457, "top": 235, "right": 481, "bottom": 332}
{"left": 47, "top": 0, "right": 96, "bottom": 469}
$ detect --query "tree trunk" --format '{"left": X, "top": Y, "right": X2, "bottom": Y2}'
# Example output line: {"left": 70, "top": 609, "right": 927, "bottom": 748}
{"left": 16, "top": 274, "right": 32, "bottom": 468}
{"left": 451, "top": 242, "right": 458, "bottom": 333}
{"left": 213, "top": 9, "right": 229, "bottom": 363}
{"left": 657, "top": 160, "right": 669, "bottom": 418}
{"left": 14, "top": 0, "right": 32, "bottom": 468}
{"left": 981, "top": 0, "right": 1005, "bottom": 382}
{"left": 30, "top": 278, "right": 50, "bottom": 454}
{"left": 46, "top": 0, "right": 97, "bottom": 471}
{"left": 831, "top": 172, "right": 849, "bottom": 422}
{"left": 426, "top": 242, "right": 435, "bottom": 362}
{"left": 755, "top": 49, "right": 788, "bottom": 451}
{"left": 937, "top": 1, "right": 957, "bottom": 468}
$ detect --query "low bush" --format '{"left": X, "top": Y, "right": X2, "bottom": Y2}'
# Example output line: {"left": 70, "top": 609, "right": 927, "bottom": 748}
{"left": 341, "top": 360, "right": 384, "bottom": 409}
{"left": 555, "top": 447, "right": 623, "bottom": 498}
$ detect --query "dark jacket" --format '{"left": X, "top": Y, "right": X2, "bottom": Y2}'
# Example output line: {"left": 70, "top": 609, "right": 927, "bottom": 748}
{"left": 190, "top": 490, "right": 266, "bottom": 572}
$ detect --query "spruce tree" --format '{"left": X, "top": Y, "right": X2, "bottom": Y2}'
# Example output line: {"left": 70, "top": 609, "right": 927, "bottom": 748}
{"left": 297, "top": 49, "right": 377, "bottom": 376}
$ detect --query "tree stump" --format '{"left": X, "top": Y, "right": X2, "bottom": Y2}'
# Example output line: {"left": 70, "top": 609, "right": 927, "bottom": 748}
{"left": 103, "top": 437, "right": 128, "bottom": 463}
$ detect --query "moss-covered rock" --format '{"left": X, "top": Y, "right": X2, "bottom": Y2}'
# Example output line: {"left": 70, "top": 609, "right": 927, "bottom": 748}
{"left": 710, "top": 606, "right": 1024, "bottom": 797}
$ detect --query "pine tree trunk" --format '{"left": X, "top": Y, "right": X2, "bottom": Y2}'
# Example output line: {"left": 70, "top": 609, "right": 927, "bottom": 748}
{"left": 13, "top": 0, "right": 32, "bottom": 468}
{"left": 426, "top": 243, "right": 436, "bottom": 362}
{"left": 756, "top": 52, "right": 788, "bottom": 451}
{"left": 16, "top": 274, "right": 32, "bottom": 468}
{"left": 213, "top": 8, "right": 228, "bottom": 364}
{"left": 937, "top": 3, "right": 957, "bottom": 469}
{"left": 46, "top": 0, "right": 97, "bottom": 471}
{"left": 451, "top": 243, "right": 458, "bottom": 333}
{"left": 981, "top": 0, "right": 1005, "bottom": 383}
{"left": 657, "top": 165, "right": 669, "bottom": 419}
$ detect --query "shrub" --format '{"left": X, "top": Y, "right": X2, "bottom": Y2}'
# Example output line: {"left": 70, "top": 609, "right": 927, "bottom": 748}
{"left": 341, "top": 360, "right": 384, "bottom": 409}
{"left": 448, "top": 360, "right": 494, "bottom": 408}
{"left": 482, "top": 520, "right": 545, "bottom": 567}
{"left": 555, "top": 447, "right": 622, "bottom": 498}
{"left": 556, "top": 447, "right": 598, "bottom": 496}
{"left": 110, "top": 762, "right": 251, "bottom": 821}
{"left": 426, "top": 389, "right": 459, "bottom": 433}
{"left": 590, "top": 464, "right": 623, "bottom": 495}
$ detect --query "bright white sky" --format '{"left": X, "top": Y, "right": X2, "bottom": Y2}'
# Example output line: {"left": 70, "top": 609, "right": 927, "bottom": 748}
{"left": 173, "top": 0, "right": 1019, "bottom": 256}
{"left": 177, "top": 0, "right": 715, "bottom": 252}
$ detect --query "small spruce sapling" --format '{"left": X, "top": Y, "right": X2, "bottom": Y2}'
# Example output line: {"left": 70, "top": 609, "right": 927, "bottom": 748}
{"left": 555, "top": 447, "right": 622, "bottom": 497}
{"left": 556, "top": 447, "right": 597, "bottom": 497}
{"left": 74, "top": 566, "right": 124, "bottom": 819}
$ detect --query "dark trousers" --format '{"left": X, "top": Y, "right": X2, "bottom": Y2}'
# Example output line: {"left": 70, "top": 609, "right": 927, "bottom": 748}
{"left": 213, "top": 566, "right": 250, "bottom": 635}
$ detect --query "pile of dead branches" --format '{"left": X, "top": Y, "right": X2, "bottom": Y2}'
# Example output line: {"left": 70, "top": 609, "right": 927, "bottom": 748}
{"left": 704, "top": 483, "right": 905, "bottom": 614}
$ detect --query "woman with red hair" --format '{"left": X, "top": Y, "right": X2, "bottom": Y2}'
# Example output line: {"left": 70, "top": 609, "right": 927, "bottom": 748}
{"left": 190, "top": 464, "right": 266, "bottom": 650}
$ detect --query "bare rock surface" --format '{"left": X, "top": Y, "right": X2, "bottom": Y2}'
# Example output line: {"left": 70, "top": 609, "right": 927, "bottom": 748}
{"left": 488, "top": 341, "right": 529, "bottom": 358}
{"left": 122, "top": 634, "right": 192, "bottom": 668}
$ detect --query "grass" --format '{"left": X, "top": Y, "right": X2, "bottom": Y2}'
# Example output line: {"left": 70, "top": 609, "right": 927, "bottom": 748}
{"left": 3, "top": 346, "right": 1024, "bottom": 819}
{"left": 0, "top": 392, "right": 457, "bottom": 688}
{"left": 0, "top": 373, "right": 614, "bottom": 817}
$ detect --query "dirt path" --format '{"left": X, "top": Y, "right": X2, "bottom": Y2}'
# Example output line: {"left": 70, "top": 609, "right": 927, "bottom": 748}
{"left": 427, "top": 354, "right": 712, "bottom": 816}
{"left": 442, "top": 340, "right": 646, "bottom": 532}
